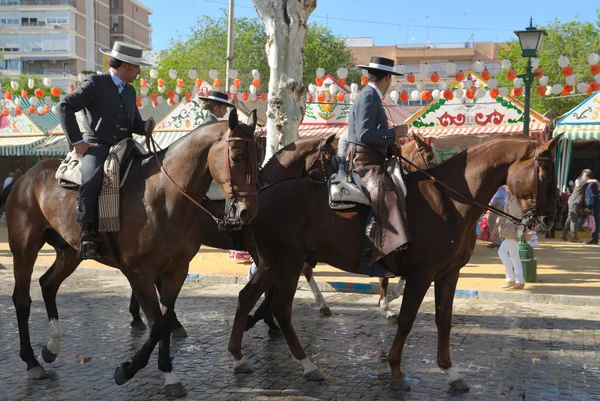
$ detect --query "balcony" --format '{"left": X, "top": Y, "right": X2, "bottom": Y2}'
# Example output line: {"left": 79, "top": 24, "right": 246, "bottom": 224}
{"left": 21, "top": 21, "right": 46, "bottom": 26}
{"left": 0, "top": 0, "right": 76, "bottom": 7}
{"left": 22, "top": 67, "right": 71, "bottom": 75}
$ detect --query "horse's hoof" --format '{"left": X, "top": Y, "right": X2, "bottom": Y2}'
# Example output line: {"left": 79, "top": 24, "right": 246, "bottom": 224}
{"left": 303, "top": 369, "right": 325, "bottom": 381}
{"left": 233, "top": 358, "right": 253, "bottom": 374}
{"left": 130, "top": 319, "right": 146, "bottom": 330}
{"left": 114, "top": 364, "right": 131, "bottom": 385}
{"left": 386, "top": 311, "right": 398, "bottom": 320}
{"left": 171, "top": 326, "right": 188, "bottom": 338}
{"left": 41, "top": 345, "right": 57, "bottom": 363}
{"left": 390, "top": 377, "right": 411, "bottom": 392}
{"left": 268, "top": 327, "right": 282, "bottom": 337}
{"left": 165, "top": 382, "right": 187, "bottom": 398}
{"left": 449, "top": 378, "right": 470, "bottom": 392}
{"left": 27, "top": 365, "right": 48, "bottom": 380}
{"left": 319, "top": 306, "right": 332, "bottom": 316}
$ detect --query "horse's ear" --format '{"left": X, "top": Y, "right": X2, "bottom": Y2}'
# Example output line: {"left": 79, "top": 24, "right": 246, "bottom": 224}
{"left": 228, "top": 109, "right": 238, "bottom": 131}
{"left": 247, "top": 109, "right": 257, "bottom": 132}
{"left": 540, "top": 134, "right": 563, "bottom": 154}
{"left": 413, "top": 133, "right": 427, "bottom": 146}
{"left": 324, "top": 134, "right": 336, "bottom": 146}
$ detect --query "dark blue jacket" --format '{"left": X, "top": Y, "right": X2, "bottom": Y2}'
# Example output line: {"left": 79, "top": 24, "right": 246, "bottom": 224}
{"left": 585, "top": 182, "right": 600, "bottom": 212}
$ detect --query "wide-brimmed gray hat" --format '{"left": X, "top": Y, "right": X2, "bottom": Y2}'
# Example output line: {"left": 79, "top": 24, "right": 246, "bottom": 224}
{"left": 198, "top": 90, "right": 236, "bottom": 108}
{"left": 357, "top": 56, "right": 403, "bottom": 76}
{"left": 100, "top": 41, "right": 152, "bottom": 67}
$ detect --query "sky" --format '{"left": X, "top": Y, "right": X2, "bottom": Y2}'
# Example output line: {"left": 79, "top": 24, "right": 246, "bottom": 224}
{"left": 143, "top": 0, "right": 598, "bottom": 51}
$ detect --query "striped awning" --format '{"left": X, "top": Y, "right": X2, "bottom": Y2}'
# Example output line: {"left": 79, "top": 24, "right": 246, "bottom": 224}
{"left": 255, "top": 124, "right": 347, "bottom": 138}
{"left": 0, "top": 135, "right": 47, "bottom": 156}
{"left": 553, "top": 124, "right": 600, "bottom": 141}
{"left": 30, "top": 134, "right": 69, "bottom": 156}
{"left": 409, "top": 123, "right": 547, "bottom": 140}
{"left": 29, "top": 131, "right": 193, "bottom": 157}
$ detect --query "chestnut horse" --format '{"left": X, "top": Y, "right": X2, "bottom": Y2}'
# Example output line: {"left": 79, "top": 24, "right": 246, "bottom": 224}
{"left": 228, "top": 135, "right": 560, "bottom": 392}
{"left": 6, "top": 110, "right": 259, "bottom": 397}
{"left": 247, "top": 133, "right": 438, "bottom": 327}
{"left": 127, "top": 135, "right": 337, "bottom": 333}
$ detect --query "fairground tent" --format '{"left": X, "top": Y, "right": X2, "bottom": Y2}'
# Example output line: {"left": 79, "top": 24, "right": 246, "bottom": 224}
{"left": 553, "top": 90, "right": 600, "bottom": 191}
{"left": 405, "top": 70, "right": 551, "bottom": 161}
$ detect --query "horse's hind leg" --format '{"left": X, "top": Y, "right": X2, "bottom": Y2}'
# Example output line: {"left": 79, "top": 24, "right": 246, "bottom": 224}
{"left": 11, "top": 231, "right": 46, "bottom": 379}
{"left": 39, "top": 247, "right": 81, "bottom": 364}
{"left": 114, "top": 273, "right": 167, "bottom": 387}
{"left": 245, "top": 285, "right": 280, "bottom": 333}
{"left": 272, "top": 272, "right": 324, "bottom": 381}
{"left": 378, "top": 278, "right": 396, "bottom": 319}
{"left": 155, "top": 265, "right": 189, "bottom": 397}
{"left": 156, "top": 276, "right": 187, "bottom": 338}
{"left": 435, "top": 271, "right": 469, "bottom": 392}
{"left": 128, "top": 292, "right": 146, "bottom": 329}
{"left": 228, "top": 262, "right": 276, "bottom": 373}
{"left": 304, "top": 263, "right": 331, "bottom": 316}
{"left": 388, "top": 275, "right": 433, "bottom": 391}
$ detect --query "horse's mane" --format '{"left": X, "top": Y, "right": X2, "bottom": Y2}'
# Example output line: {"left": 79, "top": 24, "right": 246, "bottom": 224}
{"left": 260, "top": 138, "right": 321, "bottom": 172}
{"left": 415, "top": 134, "right": 539, "bottom": 178}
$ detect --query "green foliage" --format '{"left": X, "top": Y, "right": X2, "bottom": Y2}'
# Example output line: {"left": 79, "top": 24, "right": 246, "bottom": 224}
{"left": 135, "top": 11, "right": 358, "bottom": 93}
{"left": 497, "top": 11, "right": 600, "bottom": 116}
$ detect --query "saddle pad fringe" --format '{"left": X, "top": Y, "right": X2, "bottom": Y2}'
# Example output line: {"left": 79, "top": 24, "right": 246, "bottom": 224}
{"left": 98, "top": 143, "right": 126, "bottom": 232}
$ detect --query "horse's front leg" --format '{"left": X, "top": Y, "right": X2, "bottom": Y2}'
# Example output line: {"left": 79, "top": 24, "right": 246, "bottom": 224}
{"left": 156, "top": 265, "right": 189, "bottom": 397}
{"left": 388, "top": 275, "right": 432, "bottom": 391}
{"left": 434, "top": 271, "right": 469, "bottom": 392}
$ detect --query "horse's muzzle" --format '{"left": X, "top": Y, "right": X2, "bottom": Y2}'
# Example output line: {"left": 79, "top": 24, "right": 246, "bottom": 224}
{"left": 239, "top": 208, "right": 252, "bottom": 225}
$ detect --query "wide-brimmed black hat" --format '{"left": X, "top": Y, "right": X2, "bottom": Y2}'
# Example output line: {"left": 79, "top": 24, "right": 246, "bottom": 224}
{"left": 357, "top": 56, "right": 403, "bottom": 76}
{"left": 198, "top": 90, "right": 236, "bottom": 108}
{"left": 100, "top": 41, "right": 152, "bottom": 67}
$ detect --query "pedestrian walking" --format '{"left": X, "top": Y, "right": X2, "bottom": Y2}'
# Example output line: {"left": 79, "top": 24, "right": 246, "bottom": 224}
{"left": 497, "top": 186, "right": 526, "bottom": 290}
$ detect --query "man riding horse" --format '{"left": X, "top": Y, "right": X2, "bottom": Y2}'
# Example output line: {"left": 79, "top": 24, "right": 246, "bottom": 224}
{"left": 57, "top": 42, "right": 155, "bottom": 260}
{"left": 348, "top": 56, "right": 409, "bottom": 278}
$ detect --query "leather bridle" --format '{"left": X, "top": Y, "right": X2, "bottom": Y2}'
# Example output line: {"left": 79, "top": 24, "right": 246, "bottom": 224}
{"left": 306, "top": 143, "right": 335, "bottom": 182}
{"left": 149, "top": 129, "right": 259, "bottom": 230}
{"left": 400, "top": 143, "right": 554, "bottom": 228}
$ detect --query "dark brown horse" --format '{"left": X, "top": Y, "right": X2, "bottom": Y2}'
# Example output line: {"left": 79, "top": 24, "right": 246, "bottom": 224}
{"left": 127, "top": 135, "right": 337, "bottom": 333}
{"left": 289, "top": 133, "right": 438, "bottom": 320}
{"left": 7, "top": 110, "right": 259, "bottom": 397}
{"left": 228, "top": 134, "right": 561, "bottom": 391}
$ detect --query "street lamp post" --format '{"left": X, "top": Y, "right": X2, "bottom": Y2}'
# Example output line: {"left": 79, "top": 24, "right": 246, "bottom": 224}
{"left": 514, "top": 18, "right": 547, "bottom": 283}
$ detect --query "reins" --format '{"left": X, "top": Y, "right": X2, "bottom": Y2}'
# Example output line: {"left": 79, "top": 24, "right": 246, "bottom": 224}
{"left": 400, "top": 154, "right": 524, "bottom": 225}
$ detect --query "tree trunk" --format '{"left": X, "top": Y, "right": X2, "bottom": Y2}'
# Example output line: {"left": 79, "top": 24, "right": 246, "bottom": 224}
{"left": 252, "top": 0, "right": 316, "bottom": 162}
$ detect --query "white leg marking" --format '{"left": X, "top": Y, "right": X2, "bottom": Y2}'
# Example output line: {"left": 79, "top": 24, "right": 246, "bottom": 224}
{"left": 379, "top": 295, "right": 390, "bottom": 312}
{"left": 443, "top": 367, "right": 463, "bottom": 383}
{"left": 46, "top": 318, "right": 64, "bottom": 354}
{"left": 308, "top": 277, "right": 329, "bottom": 310}
{"left": 295, "top": 357, "right": 318, "bottom": 374}
{"left": 164, "top": 371, "right": 180, "bottom": 386}
{"left": 233, "top": 356, "right": 248, "bottom": 369}
{"left": 387, "top": 278, "right": 405, "bottom": 303}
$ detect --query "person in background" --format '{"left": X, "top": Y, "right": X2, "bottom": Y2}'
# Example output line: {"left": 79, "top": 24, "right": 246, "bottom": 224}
{"left": 2, "top": 172, "right": 14, "bottom": 191}
{"left": 584, "top": 177, "right": 600, "bottom": 245}
{"left": 198, "top": 90, "right": 235, "bottom": 124}
{"left": 497, "top": 186, "right": 526, "bottom": 290}
{"left": 487, "top": 185, "right": 507, "bottom": 249}
{"left": 561, "top": 169, "right": 596, "bottom": 242}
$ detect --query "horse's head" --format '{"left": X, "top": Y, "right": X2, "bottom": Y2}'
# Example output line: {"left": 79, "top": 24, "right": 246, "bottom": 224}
{"left": 305, "top": 134, "right": 336, "bottom": 181}
{"left": 412, "top": 133, "right": 436, "bottom": 168}
{"left": 209, "top": 109, "right": 259, "bottom": 226}
{"left": 507, "top": 135, "right": 562, "bottom": 232}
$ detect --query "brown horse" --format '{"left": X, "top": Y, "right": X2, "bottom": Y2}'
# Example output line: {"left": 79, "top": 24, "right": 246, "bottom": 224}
{"left": 289, "top": 133, "right": 438, "bottom": 320}
{"left": 228, "top": 134, "right": 560, "bottom": 391}
{"left": 127, "top": 135, "right": 337, "bottom": 333}
{"left": 6, "top": 110, "right": 259, "bottom": 397}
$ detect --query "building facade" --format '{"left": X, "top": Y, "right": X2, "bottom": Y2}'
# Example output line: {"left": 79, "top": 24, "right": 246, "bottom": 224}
{"left": 347, "top": 38, "right": 507, "bottom": 106}
{"left": 0, "top": 0, "right": 152, "bottom": 88}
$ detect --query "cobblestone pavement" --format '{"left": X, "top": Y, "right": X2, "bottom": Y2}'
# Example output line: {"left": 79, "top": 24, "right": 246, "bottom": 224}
{"left": 0, "top": 269, "right": 599, "bottom": 401}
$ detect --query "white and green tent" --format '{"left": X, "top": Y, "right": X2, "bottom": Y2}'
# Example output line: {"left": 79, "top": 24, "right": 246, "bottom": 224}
{"left": 554, "top": 91, "right": 600, "bottom": 191}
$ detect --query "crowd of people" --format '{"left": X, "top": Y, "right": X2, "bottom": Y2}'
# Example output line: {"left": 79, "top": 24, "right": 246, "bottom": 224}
{"left": 478, "top": 168, "right": 599, "bottom": 290}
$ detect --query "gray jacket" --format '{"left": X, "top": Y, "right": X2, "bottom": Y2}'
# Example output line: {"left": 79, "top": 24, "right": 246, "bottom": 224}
{"left": 202, "top": 113, "right": 218, "bottom": 124}
{"left": 58, "top": 73, "right": 146, "bottom": 146}
{"left": 347, "top": 85, "right": 395, "bottom": 155}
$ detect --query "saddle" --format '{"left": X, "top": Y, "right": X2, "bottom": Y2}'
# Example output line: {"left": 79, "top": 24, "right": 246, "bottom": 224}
{"left": 328, "top": 155, "right": 407, "bottom": 210}
{"left": 55, "top": 139, "right": 146, "bottom": 188}
{"left": 55, "top": 138, "right": 147, "bottom": 232}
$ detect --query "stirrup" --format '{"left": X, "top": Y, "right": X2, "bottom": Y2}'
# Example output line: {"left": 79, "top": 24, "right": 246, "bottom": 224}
{"left": 78, "top": 239, "right": 103, "bottom": 260}
{"left": 358, "top": 262, "right": 395, "bottom": 278}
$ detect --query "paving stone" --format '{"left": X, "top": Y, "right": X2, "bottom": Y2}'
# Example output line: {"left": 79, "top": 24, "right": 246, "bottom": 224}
{"left": 1, "top": 269, "right": 600, "bottom": 400}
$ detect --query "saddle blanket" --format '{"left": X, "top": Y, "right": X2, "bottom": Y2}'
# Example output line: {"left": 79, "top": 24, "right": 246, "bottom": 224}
{"left": 55, "top": 139, "right": 146, "bottom": 232}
